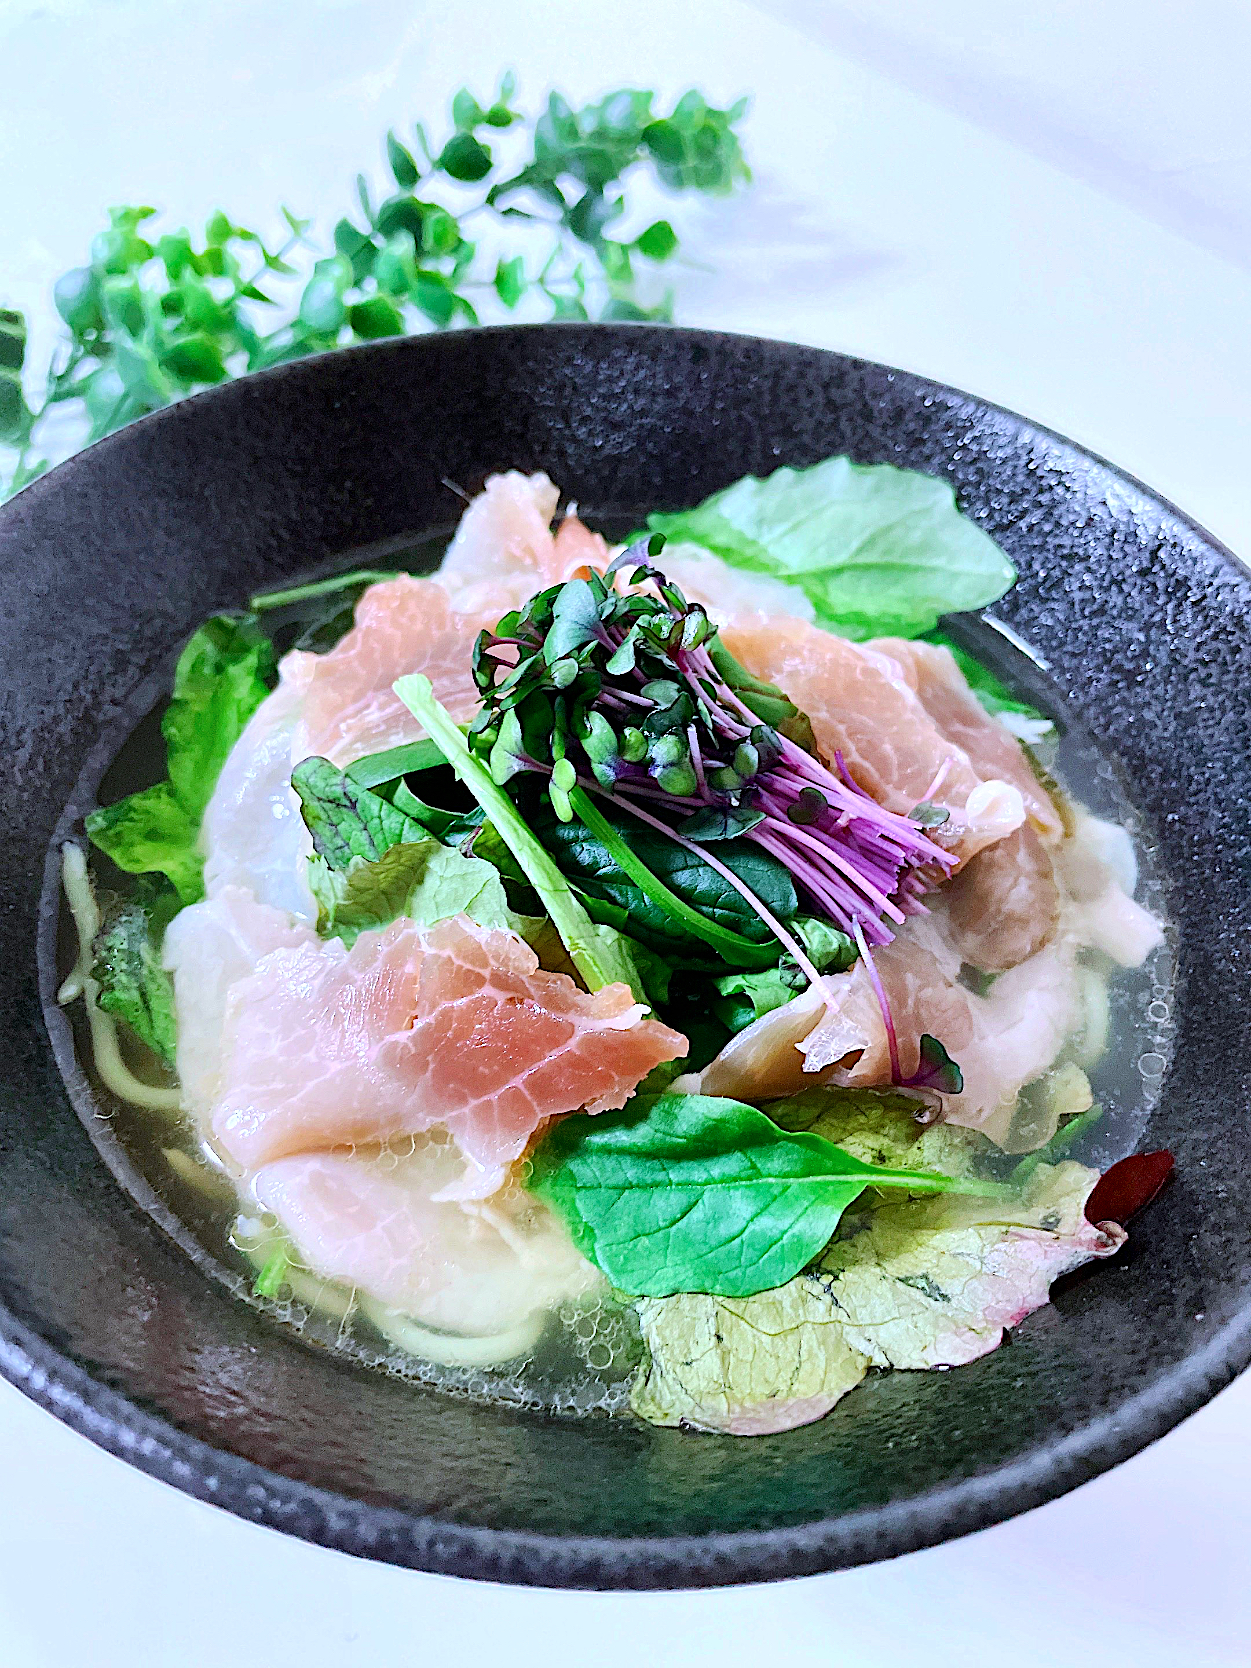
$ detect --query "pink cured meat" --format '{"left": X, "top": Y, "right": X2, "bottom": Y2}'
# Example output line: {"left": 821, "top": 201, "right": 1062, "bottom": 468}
{"left": 874, "top": 637, "right": 1063, "bottom": 841}
{"left": 433, "top": 469, "right": 609, "bottom": 615}
{"left": 701, "top": 920, "right": 1078, "bottom": 1144}
{"left": 211, "top": 914, "right": 686, "bottom": 1195}
{"left": 720, "top": 616, "right": 1023, "bottom": 862}
{"left": 285, "top": 576, "right": 494, "bottom": 767}
{"left": 945, "top": 824, "right": 1060, "bottom": 972}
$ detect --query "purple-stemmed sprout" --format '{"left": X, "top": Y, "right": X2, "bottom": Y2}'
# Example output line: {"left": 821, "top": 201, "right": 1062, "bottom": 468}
{"left": 470, "top": 546, "right": 959, "bottom": 957}
{"left": 852, "top": 919, "right": 964, "bottom": 1101}
{"left": 468, "top": 544, "right": 968, "bottom": 1095}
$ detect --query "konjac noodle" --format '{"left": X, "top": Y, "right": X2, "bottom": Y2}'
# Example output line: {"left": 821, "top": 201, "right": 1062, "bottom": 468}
{"left": 60, "top": 460, "right": 1174, "bottom": 1435}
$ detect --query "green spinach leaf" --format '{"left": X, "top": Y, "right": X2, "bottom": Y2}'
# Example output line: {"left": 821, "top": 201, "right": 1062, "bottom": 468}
{"left": 646, "top": 457, "right": 1015, "bottom": 640}
{"left": 526, "top": 787, "right": 795, "bottom": 966}
{"left": 292, "top": 756, "right": 432, "bottom": 868}
{"left": 86, "top": 614, "right": 274, "bottom": 903}
{"left": 530, "top": 1091, "right": 1004, "bottom": 1297}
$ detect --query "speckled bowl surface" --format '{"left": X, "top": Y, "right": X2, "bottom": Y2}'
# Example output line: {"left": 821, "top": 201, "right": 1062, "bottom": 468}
{"left": 0, "top": 325, "right": 1248, "bottom": 1589}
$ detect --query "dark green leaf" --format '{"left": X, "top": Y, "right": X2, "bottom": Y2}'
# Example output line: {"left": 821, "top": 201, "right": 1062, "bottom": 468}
{"left": 527, "top": 785, "right": 793, "bottom": 964}
{"left": 601, "top": 298, "right": 651, "bottom": 322}
{"left": 53, "top": 267, "right": 103, "bottom": 335}
{"left": 297, "top": 256, "right": 352, "bottom": 334}
{"left": 493, "top": 255, "right": 525, "bottom": 309}
{"left": 530, "top": 1092, "right": 978, "bottom": 1297}
{"left": 705, "top": 639, "right": 815, "bottom": 747}
{"left": 711, "top": 965, "right": 797, "bottom": 1034}
{"left": 176, "top": 275, "right": 232, "bottom": 333}
{"left": 544, "top": 577, "right": 602, "bottom": 664}
{"left": 155, "top": 232, "right": 201, "bottom": 281}
{"left": 642, "top": 118, "right": 684, "bottom": 165}
{"left": 374, "top": 194, "right": 425, "bottom": 242}
{"left": 438, "top": 132, "right": 493, "bottom": 182}
{"left": 373, "top": 231, "right": 420, "bottom": 296}
{"left": 412, "top": 272, "right": 456, "bottom": 327}
{"left": 386, "top": 129, "right": 421, "bottom": 189}
{"left": 291, "top": 756, "right": 429, "bottom": 870}
{"left": 548, "top": 293, "right": 589, "bottom": 321}
{"left": 452, "top": 88, "right": 485, "bottom": 131}
{"left": 91, "top": 222, "right": 154, "bottom": 275}
{"left": 99, "top": 275, "right": 146, "bottom": 339}
{"left": 308, "top": 836, "right": 519, "bottom": 947}
{"left": 112, "top": 338, "right": 170, "bottom": 408}
{"left": 420, "top": 205, "right": 460, "bottom": 257}
{"left": 348, "top": 295, "right": 405, "bottom": 339}
{"left": 678, "top": 804, "right": 766, "bottom": 841}
{"left": 0, "top": 309, "right": 27, "bottom": 442}
{"left": 535, "top": 91, "right": 579, "bottom": 155}
{"left": 0, "top": 308, "right": 26, "bottom": 374}
{"left": 567, "top": 190, "right": 621, "bottom": 245}
{"left": 161, "top": 334, "right": 227, "bottom": 385}
{"left": 636, "top": 219, "right": 678, "bottom": 260}
{"left": 333, "top": 219, "right": 377, "bottom": 284}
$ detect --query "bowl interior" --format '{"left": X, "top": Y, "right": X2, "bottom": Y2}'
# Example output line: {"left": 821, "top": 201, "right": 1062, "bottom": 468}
{"left": 2, "top": 324, "right": 1249, "bottom": 1588}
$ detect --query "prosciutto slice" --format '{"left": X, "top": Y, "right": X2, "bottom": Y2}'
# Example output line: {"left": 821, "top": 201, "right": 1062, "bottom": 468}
{"left": 211, "top": 914, "right": 686, "bottom": 1196}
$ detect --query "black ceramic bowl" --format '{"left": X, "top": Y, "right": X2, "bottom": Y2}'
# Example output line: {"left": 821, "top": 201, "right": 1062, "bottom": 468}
{"left": 1, "top": 325, "right": 1248, "bottom": 1589}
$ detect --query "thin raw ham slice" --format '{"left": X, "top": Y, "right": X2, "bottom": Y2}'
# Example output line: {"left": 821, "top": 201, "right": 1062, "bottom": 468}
{"left": 699, "top": 923, "right": 1078, "bottom": 1146}
{"left": 163, "top": 885, "right": 317, "bottom": 1130}
{"left": 874, "top": 637, "right": 1063, "bottom": 841}
{"left": 254, "top": 1143, "right": 599, "bottom": 1336}
{"left": 285, "top": 575, "right": 492, "bottom": 768}
{"left": 201, "top": 666, "right": 317, "bottom": 920}
{"left": 434, "top": 470, "right": 604, "bottom": 615}
{"left": 720, "top": 615, "right": 1024, "bottom": 862}
{"left": 211, "top": 914, "right": 686, "bottom": 1196}
{"left": 944, "top": 824, "right": 1060, "bottom": 972}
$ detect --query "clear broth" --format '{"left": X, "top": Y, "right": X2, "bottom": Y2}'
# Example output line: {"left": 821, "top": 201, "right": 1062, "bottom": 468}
{"left": 58, "top": 539, "right": 1178, "bottom": 1419}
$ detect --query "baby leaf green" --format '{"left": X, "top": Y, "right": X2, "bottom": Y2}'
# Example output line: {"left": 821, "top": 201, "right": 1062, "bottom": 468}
{"left": 86, "top": 614, "right": 274, "bottom": 903}
{"left": 647, "top": 457, "right": 1016, "bottom": 640}
{"left": 92, "top": 887, "right": 180, "bottom": 1062}
{"left": 530, "top": 1092, "right": 1000, "bottom": 1298}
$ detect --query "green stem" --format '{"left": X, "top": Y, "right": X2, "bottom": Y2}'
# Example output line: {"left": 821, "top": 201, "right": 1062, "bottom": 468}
{"left": 393, "top": 674, "right": 619, "bottom": 992}
{"left": 249, "top": 568, "right": 401, "bottom": 612}
{"left": 253, "top": 1240, "right": 291, "bottom": 1298}
{"left": 1010, "top": 1105, "right": 1104, "bottom": 1184}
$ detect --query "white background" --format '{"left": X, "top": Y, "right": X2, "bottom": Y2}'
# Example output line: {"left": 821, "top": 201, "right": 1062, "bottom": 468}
{"left": 1, "top": 2, "right": 1249, "bottom": 1662}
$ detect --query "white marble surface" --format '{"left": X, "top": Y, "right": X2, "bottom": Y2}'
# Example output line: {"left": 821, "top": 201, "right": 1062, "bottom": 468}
{"left": 1, "top": 3, "right": 1249, "bottom": 1662}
